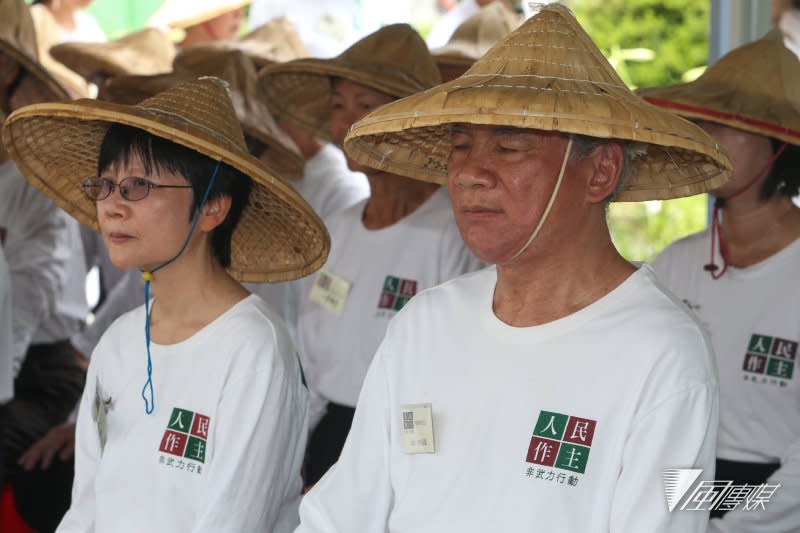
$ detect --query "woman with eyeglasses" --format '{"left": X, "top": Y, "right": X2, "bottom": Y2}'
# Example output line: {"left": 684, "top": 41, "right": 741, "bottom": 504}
{"left": 3, "top": 77, "right": 329, "bottom": 531}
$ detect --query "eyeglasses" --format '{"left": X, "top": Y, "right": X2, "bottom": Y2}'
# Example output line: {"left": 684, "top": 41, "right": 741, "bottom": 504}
{"left": 81, "top": 176, "right": 193, "bottom": 202}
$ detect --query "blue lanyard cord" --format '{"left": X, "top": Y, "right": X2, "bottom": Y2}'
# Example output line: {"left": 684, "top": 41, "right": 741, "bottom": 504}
{"left": 139, "top": 162, "right": 222, "bottom": 414}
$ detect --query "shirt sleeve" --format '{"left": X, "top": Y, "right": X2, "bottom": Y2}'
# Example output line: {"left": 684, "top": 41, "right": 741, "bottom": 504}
{"left": 0, "top": 249, "right": 13, "bottom": 403}
{"left": 708, "top": 439, "right": 800, "bottom": 533}
{"left": 71, "top": 271, "right": 142, "bottom": 358}
{"left": 56, "top": 357, "right": 102, "bottom": 533}
{"left": 297, "top": 341, "right": 394, "bottom": 532}
{"left": 191, "top": 337, "right": 308, "bottom": 533}
{"left": 610, "top": 383, "right": 719, "bottom": 533}
{"left": 9, "top": 201, "right": 73, "bottom": 375}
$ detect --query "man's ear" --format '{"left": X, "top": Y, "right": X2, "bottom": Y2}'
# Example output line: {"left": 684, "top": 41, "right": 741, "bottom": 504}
{"left": 198, "top": 194, "right": 232, "bottom": 233}
{"left": 584, "top": 142, "right": 624, "bottom": 204}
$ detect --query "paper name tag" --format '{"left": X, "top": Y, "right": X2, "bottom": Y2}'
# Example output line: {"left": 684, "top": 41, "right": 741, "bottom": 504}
{"left": 309, "top": 269, "right": 352, "bottom": 316}
{"left": 401, "top": 403, "right": 435, "bottom": 454}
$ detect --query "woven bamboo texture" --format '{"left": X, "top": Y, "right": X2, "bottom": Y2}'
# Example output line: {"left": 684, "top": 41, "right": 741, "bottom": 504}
{"left": 3, "top": 78, "right": 328, "bottom": 282}
{"left": 50, "top": 28, "right": 175, "bottom": 80}
{"left": 258, "top": 23, "right": 441, "bottom": 140}
{"left": 639, "top": 31, "right": 800, "bottom": 146}
{"left": 109, "top": 50, "right": 303, "bottom": 182}
{"left": 344, "top": 4, "right": 731, "bottom": 202}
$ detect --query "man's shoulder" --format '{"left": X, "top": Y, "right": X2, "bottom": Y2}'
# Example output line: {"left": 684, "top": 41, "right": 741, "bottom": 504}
{"left": 392, "top": 267, "right": 494, "bottom": 321}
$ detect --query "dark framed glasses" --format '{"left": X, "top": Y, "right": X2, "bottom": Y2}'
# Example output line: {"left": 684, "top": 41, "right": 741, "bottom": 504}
{"left": 81, "top": 176, "right": 193, "bottom": 202}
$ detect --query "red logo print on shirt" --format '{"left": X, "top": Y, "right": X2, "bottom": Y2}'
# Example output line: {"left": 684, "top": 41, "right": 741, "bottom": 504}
{"left": 159, "top": 407, "right": 210, "bottom": 463}
{"left": 526, "top": 411, "right": 596, "bottom": 474}
{"left": 742, "top": 334, "right": 796, "bottom": 386}
{"left": 378, "top": 275, "right": 418, "bottom": 312}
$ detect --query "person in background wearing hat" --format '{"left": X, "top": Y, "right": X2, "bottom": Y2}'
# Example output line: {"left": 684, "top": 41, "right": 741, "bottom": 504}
{"left": 147, "top": 0, "right": 251, "bottom": 50}
{"left": 3, "top": 77, "right": 329, "bottom": 531}
{"left": 260, "top": 23, "right": 483, "bottom": 487}
{"left": 426, "top": 0, "right": 521, "bottom": 49}
{"left": 0, "top": 1, "right": 89, "bottom": 530}
{"left": 11, "top": 26, "right": 179, "bottom": 502}
{"left": 641, "top": 33, "right": 800, "bottom": 531}
{"left": 431, "top": 1, "right": 522, "bottom": 83}
{"left": 30, "top": 0, "right": 104, "bottom": 43}
{"left": 296, "top": 5, "right": 728, "bottom": 531}
{"left": 29, "top": 0, "right": 105, "bottom": 98}
{"left": 49, "top": 27, "right": 174, "bottom": 102}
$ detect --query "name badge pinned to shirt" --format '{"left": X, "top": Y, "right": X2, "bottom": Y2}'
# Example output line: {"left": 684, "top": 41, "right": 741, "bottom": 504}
{"left": 309, "top": 269, "right": 352, "bottom": 316}
{"left": 401, "top": 403, "right": 435, "bottom": 454}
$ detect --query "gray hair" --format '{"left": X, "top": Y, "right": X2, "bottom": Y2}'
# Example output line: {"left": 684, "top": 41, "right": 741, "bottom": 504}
{"left": 569, "top": 134, "right": 647, "bottom": 203}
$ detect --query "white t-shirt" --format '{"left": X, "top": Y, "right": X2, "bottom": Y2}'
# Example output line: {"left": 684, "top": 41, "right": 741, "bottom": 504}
{"left": 57, "top": 10, "right": 106, "bottom": 43}
{"left": 297, "top": 265, "right": 718, "bottom": 533}
{"left": 653, "top": 229, "right": 800, "bottom": 464}
{"left": 58, "top": 294, "right": 308, "bottom": 533}
{"left": 0, "top": 246, "right": 13, "bottom": 403}
{"left": 247, "top": 143, "right": 369, "bottom": 341}
{"left": 0, "top": 161, "right": 88, "bottom": 374}
{"left": 297, "top": 187, "right": 482, "bottom": 415}
{"left": 71, "top": 269, "right": 144, "bottom": 359}
{"left": 291, "top": 143, "right": 369, "bottom": 222}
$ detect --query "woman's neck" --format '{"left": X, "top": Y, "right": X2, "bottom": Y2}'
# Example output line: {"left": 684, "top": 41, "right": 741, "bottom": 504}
{"left": 362, "top": 172, "right": 439, "bottom": 230}
{"left": 720, "top": 191, "right": 800, "bottom": 268}
{"left": 147, "top": 247, "right": 249, "bottom": 344}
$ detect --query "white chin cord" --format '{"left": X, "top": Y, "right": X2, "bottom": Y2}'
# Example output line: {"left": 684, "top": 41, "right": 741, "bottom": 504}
{"left": 506, "top": 136, "right": 574, "bottom": 262}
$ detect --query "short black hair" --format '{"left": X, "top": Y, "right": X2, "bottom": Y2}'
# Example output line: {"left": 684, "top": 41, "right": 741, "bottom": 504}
{"left": 97, "top": 123, "right": 252, "bottom": 268}
{"left": 760, "top": 138, "right": 800, "bottom": 200}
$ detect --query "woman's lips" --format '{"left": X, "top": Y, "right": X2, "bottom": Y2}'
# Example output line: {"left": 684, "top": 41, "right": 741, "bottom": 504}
{"left": 108, "top": 232, "right": 134, "bottom": 244}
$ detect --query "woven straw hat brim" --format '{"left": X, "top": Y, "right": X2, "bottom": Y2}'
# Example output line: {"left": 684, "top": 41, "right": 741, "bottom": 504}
{"left": 148, "top": 0, "right": 253, "bottom": 30}
{"left": 49, "top": 31, "right": 175, "bottom": 80}
{"left": 105, "top": 72, "right": 304, "bottom": 182}
{"left": 640, "top": 90, "right": 800, "bottom": 147}
{"left": 0, "top": 40, "right": 69, "bottom": 104}
{"left": 2, "top": 98, "right": 328, "bottom": 282}
{"left": 258, "top": 24, "right": 440, "bottom": 140}
{"left": 637, "top": 36, "right": 800, "bottom": 146}
{"left": 259, "top": 58, "right": 433, "bottom": 140}
{"left": 431, "top": 2, "right": 521, "bottom": 69}
{"left": 433, "top": 52, "right": 477, "bottom": 68}
{"left": 344, "top": 6, "right": 732, "bottom": 202}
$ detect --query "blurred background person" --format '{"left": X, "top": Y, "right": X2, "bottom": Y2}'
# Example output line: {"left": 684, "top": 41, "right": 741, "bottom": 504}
{"left": 0, "top": 1, "right": 87, "bottom": 531}
{"left": 260, "top": 23, "right": 483, "bottom": 487}
{"left": 426, "top": 0, "right": 520, "bottom": 48}
{"left": 641, "top": 32, "right": 800, "bottom": 528}
{"left": 147, "top": 0, "right": 250, "bottom": 50}
{"left": 430, "top": 1, "right": 521, "bottom": 82}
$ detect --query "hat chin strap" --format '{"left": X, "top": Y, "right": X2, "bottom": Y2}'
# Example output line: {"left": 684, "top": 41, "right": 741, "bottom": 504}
{"left": 506, "top": 137, "right": 573, "bottom": 263}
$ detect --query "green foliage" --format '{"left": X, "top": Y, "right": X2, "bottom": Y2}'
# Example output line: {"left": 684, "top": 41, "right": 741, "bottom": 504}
{"left": 569, "top": 0, "right": 710, "bottom": 88}
{"left": 608, "top": 196, "right": 707, "bottom": 263}
{"left": 569, "top": 0, "right": 711, "bottom": 261}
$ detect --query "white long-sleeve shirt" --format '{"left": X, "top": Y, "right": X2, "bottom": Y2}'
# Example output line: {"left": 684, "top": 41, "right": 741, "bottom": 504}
{"left": 247, "top": 143, "right": 369, "bottom": 343}
{"left": 58, "top": 294, "right": 308, "bottom": 532}
{"left": 297, "top": 265, "right": 719, "bottom": 532}
{"left": 0, "top": 246, "right": 13, "bottom": 403}
{"left": 0, "top": 161, "right": 88, "bottom": 375}
{"left": 296, "top": 188, "right": 482, "bottom": 427}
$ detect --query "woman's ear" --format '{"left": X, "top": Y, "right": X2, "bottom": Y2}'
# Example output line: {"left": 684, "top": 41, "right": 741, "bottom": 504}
{"left": 198, "top": 194, "right": 232, "bottom": 233}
